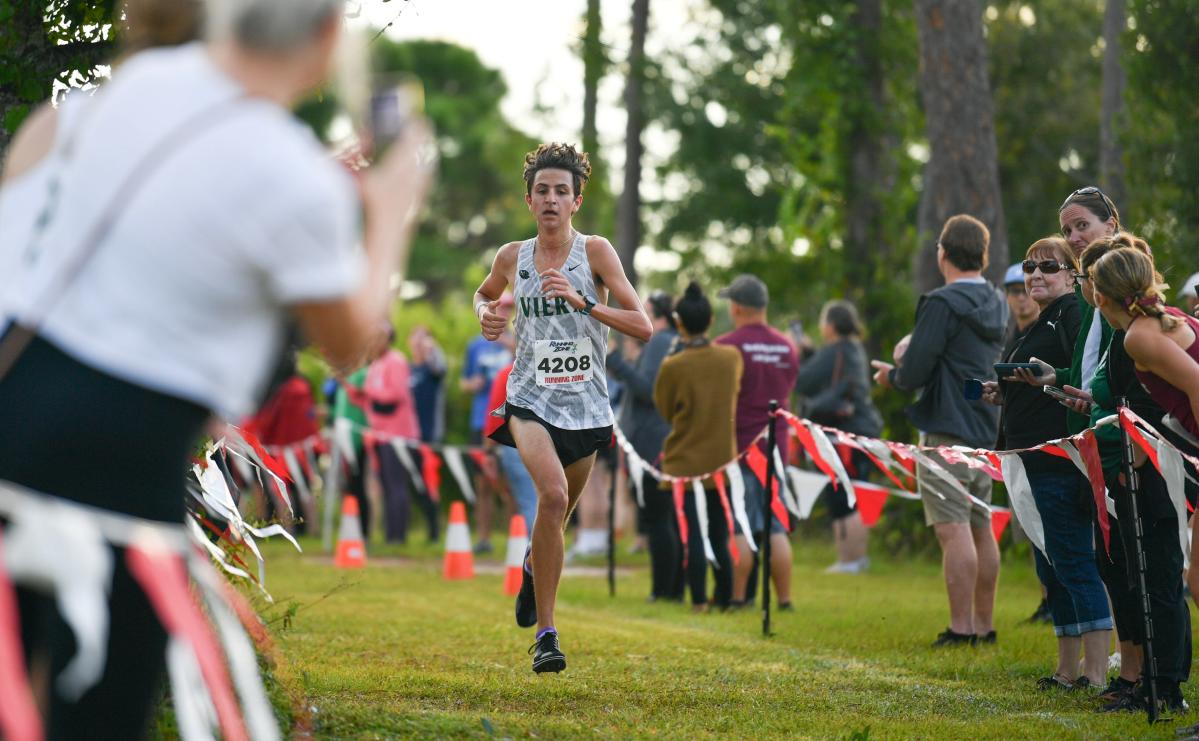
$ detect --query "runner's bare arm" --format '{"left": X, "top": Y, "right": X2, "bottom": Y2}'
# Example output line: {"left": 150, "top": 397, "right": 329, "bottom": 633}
{"left": 473, "top": 242, "right": 518, "bottom": 341}
{"left": 580, "top": 236, "right": 652, "bottom": 341}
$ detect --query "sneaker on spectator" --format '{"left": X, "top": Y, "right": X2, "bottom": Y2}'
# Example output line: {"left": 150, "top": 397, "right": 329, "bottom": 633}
{"left": 824, "top": 557, "right": 870, "bottom": 574}
{"left": 1025, "top": 598, "right": 1053, "bottom": 624}
{"left": 1097, "top": 676, "right": 1136, "bottom": 702}
{"left": 473, "top": 540, "right": 493, "bottom": 555}
{"left": 931, "top": 628, "right": 976, "bottom": 648}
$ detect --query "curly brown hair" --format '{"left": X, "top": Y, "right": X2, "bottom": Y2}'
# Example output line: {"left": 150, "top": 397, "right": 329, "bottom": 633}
{"left": 523, "top": 142, "right": 591, "bottom": 197}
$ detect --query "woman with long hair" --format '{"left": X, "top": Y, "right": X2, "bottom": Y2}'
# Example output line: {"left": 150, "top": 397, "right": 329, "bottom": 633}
{"left": 1077, "top": 234, "right": 1192, "bottom": 712}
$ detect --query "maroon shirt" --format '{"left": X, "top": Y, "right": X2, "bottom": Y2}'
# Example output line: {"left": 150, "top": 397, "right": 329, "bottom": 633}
{"left": 715, "top": 323, "right": 799, "bottom": 458}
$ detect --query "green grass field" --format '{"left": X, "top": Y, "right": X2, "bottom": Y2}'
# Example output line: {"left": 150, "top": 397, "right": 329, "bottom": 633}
{"left": 252, "top": 535, "right": 1194, "bottom": 739}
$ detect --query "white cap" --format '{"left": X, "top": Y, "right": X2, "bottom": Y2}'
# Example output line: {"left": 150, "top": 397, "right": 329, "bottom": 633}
{"left": 1180, "top": 272, "right": 1199, "bottom": 301}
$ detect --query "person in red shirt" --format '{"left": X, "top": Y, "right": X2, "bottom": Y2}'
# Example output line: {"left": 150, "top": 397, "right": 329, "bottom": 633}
{"left": 715, "top": 274, "right": 799, "bottom": 609}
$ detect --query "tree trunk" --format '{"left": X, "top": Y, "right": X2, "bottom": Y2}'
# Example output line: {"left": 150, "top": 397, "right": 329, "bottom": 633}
{"left": 845, "top": 0, "right": 896, "bottom": 357}
{"left": 582, "top": 0, "right": 603, "bottom": 160}
{"left": 912, "top": 0, "right": 1008, "bottom": 292}
{"left": 615, "top": 0, "right": 649, "bottom": 287}
{"left": 1100, "top": 0, "right": 1127, "bottom": 207}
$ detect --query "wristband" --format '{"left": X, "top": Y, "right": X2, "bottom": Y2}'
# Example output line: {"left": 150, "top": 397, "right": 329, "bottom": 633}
{"left": 580, "top": 296, "right": 596, "bottom": 315}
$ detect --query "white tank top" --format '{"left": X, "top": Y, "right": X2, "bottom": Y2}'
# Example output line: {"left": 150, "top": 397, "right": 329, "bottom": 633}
{"left": 505, "top": 232, "right": 612, "bottom": 430}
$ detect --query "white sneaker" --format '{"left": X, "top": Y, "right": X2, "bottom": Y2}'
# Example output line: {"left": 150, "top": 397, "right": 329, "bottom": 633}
{"left": 824, "top": 558, "right": 869, "bottom": 574}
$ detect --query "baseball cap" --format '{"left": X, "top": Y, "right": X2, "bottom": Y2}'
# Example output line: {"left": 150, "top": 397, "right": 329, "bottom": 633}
{"left": 1178, "top": 271, "right": 1199, "bottom": 301}
{"left": 1003, "top": 263, "right": 1024, "bottom": 286}
{"left": 717, "top": 274, "right": 768, "bottom": 309}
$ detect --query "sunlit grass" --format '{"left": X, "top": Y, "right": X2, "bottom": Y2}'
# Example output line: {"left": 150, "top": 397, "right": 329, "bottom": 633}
{"left": 255, "top": 535, "right": 1189, "bottom": 739}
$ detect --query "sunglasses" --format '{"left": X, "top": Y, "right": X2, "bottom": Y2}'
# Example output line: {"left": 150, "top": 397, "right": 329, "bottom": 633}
{"left": 1060, "top": 186, "right": 1114, "bottom": 221}
{"left": 1022, "top": 259, "right": 1071, "bottom": 275}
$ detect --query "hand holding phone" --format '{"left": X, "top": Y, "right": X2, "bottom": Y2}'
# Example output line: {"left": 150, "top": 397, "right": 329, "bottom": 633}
{"left": 369, "top": 77, "right": 424, "bottom": 157}
{"left": 994, "top": 362, "right": 1039, "bottom": 378}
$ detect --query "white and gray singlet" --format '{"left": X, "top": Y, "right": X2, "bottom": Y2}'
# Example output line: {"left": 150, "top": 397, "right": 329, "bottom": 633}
{"left": 504, "top": 232, "right": 612, "bottom": 431}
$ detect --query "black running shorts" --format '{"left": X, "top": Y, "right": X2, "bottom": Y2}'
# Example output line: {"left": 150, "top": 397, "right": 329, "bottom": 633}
{"left": 488, "top": 403, "right": 612, "bottom": 468}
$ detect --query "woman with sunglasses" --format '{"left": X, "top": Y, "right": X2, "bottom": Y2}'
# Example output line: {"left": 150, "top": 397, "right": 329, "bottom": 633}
{"left": 1017, "top": 187, "right": 1121, "bottom": 421}
{"left": 984, "top": 238, "right": 1113, "bottom": 690}
{"left": 1018, "top": 187, "right": 1146, "bottom": 694}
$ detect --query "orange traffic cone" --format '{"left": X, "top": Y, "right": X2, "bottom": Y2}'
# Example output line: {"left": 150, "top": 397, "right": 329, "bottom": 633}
{"left": 503, "top": 515, "right": 529, "bottom": 595}
{"left": 334, "top": 495, "right": 366, "bottom": 569}
{"left": 443, "top": 501, "right": 474, "bottom": 580}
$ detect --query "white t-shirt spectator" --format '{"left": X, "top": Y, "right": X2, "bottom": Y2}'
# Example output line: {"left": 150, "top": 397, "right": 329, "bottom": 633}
{"left": 0, "top": 43, "right": 363, "bottom": 418}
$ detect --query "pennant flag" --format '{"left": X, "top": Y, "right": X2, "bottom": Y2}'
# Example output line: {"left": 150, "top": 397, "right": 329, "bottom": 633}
{"left": 785, "top": 417, "right": 840, "bottom": 489}
{"left": 1000, "top": 453, "right": 1045, "bottom": 555}
{"left": 691, "top": 480, "right": 718, "bottom": 566}
{"left": 628, "top": 453, "right": 646, "bottom": 508}
{"left": 127, "top": 546, "right": 249, "bottom": 741}
{"left": 419, "top": 444, "right": 442, "bottom": 503}
{"left": 854, "top": 436, "right": 914, "bottom": 491}
{"left": 723, "top": 463, "right": 757, "bottom": 552}
{"left": 786, "top": 467, "right": 827, "bottom": 520}
{"left": 0, "top": 530, "right": 44, "bottom": 741}
{"left": 1062, "top": 435, "right": 1110, "bottom": 555}
{"left": 744, "top": 445, "right": 791, "bottom": 533}
{"left": 189, "top": 559, "right": 281, "bottom": 741}
{"left": 443, "top": 447, "right": 477, "bottom": 505}
{"left": 392, "top": 440, "right": 426, "bottom": 495}
{"left": 853, "top": 483, "right": 888, "bottom": 527}
{"left": 990, "top": 508, "right": 1012, "bottom": 543}
{"left": 713, "top": 471, "right": 739, "bottom": 565}
{"left": 671, "top": 479, "right": 689, "bottom": 565}
{"left": 333, "top": 417, "right": 358, "bottom": 470}
{"left": 772, "top": 447, "right": 803, "bottom": 516}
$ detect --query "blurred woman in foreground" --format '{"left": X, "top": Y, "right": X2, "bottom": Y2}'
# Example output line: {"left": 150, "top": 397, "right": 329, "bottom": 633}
{"left": 0, "top": 0, "right": 432, "bottom": 734}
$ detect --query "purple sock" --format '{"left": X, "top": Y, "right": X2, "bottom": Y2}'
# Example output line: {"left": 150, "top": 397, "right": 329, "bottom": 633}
{"left": 523, "top": 545, "right": 533, "bottom": 575}
{"left": 536, "top": 626, "right": 556, "bottom": 640}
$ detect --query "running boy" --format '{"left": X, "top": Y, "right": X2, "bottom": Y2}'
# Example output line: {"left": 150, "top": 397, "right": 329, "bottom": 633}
{"left": 475, "top": 143, "right": 651, "bottom": 672}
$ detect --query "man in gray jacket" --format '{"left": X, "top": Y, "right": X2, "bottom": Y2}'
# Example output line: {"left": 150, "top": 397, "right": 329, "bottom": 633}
{"left": 872, "top": 214, "right": 1007, "bottom": 647}
{"left": 607, "top": 292, "right": 682, "bottom": 600}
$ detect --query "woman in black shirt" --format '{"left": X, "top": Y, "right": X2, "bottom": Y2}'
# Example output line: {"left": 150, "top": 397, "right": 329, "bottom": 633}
{"left": 985, "top": 237, "right": 1113, "bottom": 690}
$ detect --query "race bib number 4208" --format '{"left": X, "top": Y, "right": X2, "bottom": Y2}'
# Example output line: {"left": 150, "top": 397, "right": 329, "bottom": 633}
{"left": 534, "top": 338, "right": 594, "bottom": 387}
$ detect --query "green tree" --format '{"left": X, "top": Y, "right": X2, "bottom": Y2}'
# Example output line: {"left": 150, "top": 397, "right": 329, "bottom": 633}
{"left": 369, "top": 39, "right": 537, "bottom": 300}
{"left": 0, "top": 0, "right": 118, "bottom": 162}
{"left": 1123, "top": 0, "right": 1199, "bottom": 285}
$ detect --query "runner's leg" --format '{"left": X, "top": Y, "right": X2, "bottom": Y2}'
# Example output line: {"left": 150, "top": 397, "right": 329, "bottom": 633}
{"left": 510, "top": 418, "right": 596, "bottom": 631}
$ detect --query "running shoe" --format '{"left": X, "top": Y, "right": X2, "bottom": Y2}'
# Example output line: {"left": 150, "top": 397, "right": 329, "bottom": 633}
{"left": 975, "top": 630, "right": 997, "bottom": 645}
{"left": 515, "top": 547, "right": 537, "bottom": 628}
{"left": 931, "top": 628, "right": 977, "bottom": 647}
{"left": 529, "top": 630, "right": 566, "bottom": 673}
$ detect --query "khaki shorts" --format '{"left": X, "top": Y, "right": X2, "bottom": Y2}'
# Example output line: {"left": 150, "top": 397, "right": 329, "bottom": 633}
{"left": 918, "top": 432, "right": 993, "bottom": 529}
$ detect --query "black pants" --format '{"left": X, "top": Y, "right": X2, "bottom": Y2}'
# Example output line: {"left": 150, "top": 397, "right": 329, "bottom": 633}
{"left": 683, "top": 485, "right": 733, "bottom": 607}
{"left": 346, "top": 454, "right": 371, "bottom": 539}
{"left": 1106, "top": 465, "right": 1191, "bottom": 685}
{"left": 643, "top": 473, "right": 683, "bottom": 599}
{"left": 377, "top": 442, "right": 411, "bottom": 543}
{"left": 413, "top": 446, "right": 440, "bottom": 542}
{"left": 16, "top": 547, "right": 168, "bottom": 741}
{"left": 0, "top": 333, "right": 207, "bottom": 738}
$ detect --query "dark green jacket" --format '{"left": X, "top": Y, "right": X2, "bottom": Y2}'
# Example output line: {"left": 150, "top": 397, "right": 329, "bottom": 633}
{"left": 1054, "top": 286, "right": 1114, "bottom": 434}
